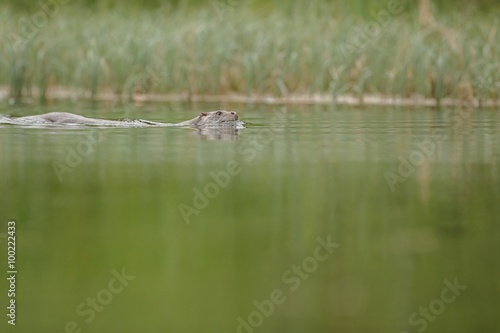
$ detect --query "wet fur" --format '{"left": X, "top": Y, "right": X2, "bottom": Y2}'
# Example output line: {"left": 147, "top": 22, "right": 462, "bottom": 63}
{"left": 10, "top": 110, "right": 240, "bottom": 127}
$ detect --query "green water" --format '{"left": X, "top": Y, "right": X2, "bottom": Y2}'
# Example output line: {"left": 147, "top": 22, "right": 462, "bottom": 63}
{"left": 0, "top": 102, "right": 499, "bottom": 333}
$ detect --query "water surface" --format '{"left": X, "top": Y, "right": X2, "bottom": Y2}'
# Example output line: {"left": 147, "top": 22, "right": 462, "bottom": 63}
{"left": 0, "top": 102, "right": 499, "bottom": 333}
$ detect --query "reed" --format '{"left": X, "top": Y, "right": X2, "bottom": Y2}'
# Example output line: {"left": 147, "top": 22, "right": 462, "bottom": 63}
{"left": 1, "top": 1, "right": 499, "bottom": 103}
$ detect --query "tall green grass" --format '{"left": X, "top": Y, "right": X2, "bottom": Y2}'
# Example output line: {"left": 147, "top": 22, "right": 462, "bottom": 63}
{"left": 1, "top": 1, "right": 499, "bottom": 102}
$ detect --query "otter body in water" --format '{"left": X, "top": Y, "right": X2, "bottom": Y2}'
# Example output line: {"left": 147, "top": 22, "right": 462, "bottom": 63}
{"left": 1, "top": 110, "right": 243, "bottom": 128}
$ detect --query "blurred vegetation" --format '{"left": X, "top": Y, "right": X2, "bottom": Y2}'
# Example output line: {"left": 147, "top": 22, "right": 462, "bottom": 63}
{"left": 3, "top": 0, "right": 500, "bottom": 13}
{"left": 1, "top": 0, "right": 499, "bottom": 103}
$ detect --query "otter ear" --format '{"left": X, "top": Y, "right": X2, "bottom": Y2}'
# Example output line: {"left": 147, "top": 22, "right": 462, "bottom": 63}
{"left": 200, "top": 112, "right": 207, "bottom": 117}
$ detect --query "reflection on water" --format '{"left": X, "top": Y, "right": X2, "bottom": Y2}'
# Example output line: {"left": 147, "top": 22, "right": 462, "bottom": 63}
{"left": 196, "top": 126, "right": 241, "bottom": 140}
{"left": 0, "top": 102, "right": 499, "bottom": 333}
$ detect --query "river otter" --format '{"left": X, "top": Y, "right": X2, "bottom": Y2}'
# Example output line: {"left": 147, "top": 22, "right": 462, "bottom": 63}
{"left": 145, "top": 110, "right": 240, "bottom": 127}
{"left": 1, "top": 110, "right": 242, "bottom": 128}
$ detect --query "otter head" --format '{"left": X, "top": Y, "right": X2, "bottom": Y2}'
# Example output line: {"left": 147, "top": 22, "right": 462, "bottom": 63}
{"left": 197, "top": 110, "right": 239, "bottom": 125}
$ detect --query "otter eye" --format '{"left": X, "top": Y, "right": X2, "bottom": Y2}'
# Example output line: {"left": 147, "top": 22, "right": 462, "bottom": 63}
{"left": 216, "top": 111, "right": 222, "bottom": 116}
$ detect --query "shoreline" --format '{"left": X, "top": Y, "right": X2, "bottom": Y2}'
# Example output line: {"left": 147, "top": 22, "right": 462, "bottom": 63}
{"left": 1, "top": 87, "right": 499, "bottom": 108}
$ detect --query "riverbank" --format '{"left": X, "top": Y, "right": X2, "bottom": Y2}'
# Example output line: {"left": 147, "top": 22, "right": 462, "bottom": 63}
{"left": 1, "top": 86, "right": 499, "bottom": 108}
{"left": 2, "top": 1, "right": 499, "bottom": 105}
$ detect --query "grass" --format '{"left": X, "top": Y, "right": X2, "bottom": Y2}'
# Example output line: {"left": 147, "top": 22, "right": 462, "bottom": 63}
{"left": 1, "top": 1, "right": 499, "bottom": 104}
